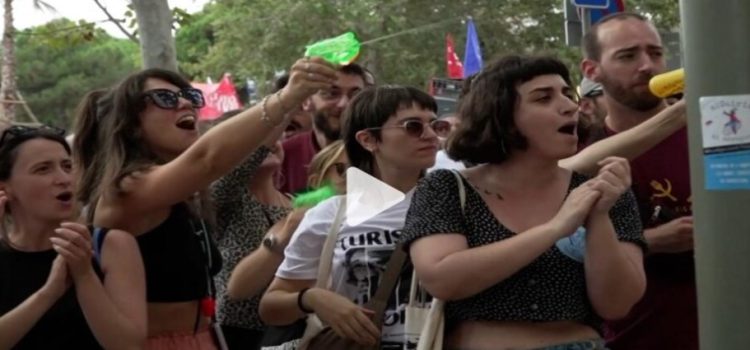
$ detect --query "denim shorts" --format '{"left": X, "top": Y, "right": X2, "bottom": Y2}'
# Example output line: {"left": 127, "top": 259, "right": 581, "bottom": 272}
{"left": 533, "top": 338, "right": 608, "bottom": 350}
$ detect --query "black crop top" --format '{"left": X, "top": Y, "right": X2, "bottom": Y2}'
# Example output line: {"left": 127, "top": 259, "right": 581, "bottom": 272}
{"left": 402, "top": 170, "right": 645, "bottom": 332}
{"left": 137, "top": 203, "right": 222, "bottom": 302}
{"left": 0, "top": 247, "right": 103, "bottom": 349}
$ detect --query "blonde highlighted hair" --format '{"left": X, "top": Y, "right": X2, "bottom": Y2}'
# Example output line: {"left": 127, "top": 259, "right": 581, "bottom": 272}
{"left": 307, "top": 140, "right": 346, "bottom": 189}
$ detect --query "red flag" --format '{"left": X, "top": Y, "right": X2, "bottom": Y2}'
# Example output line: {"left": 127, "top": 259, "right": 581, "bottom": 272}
{"left": 446, "top": 34, "right": 463, "bottom": 79}
{"left": 194, "top": 73, "right": 243, "bottom": 120}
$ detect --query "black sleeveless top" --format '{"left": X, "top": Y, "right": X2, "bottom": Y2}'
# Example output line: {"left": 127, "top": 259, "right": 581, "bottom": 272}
{"left": 0, "top": 247, "right": 103, "bottom": 349}
{"left": 136, "top": 203, "right": 222, "bottom": 302}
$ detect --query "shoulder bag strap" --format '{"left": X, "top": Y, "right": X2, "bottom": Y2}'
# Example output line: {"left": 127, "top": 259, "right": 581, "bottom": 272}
{"left": 366, "top": 242, "right": 408, "bottom": 327}
{"left": 315, "top": 197, "right": 346, "bottom": 288}
{"left": 450, "top": 170, "right": 466, "bottom": 214}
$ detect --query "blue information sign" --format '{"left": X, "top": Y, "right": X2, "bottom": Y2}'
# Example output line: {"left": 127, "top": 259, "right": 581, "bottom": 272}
{"left": 571, "top": 0, "right": 610, "bottom": 9}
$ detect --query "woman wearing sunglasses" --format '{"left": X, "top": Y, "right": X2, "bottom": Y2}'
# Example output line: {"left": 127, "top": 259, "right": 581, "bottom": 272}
{"left": 401, "top": 56, "right": 646, "bottom": 350}
{"left": 73, "top": 58, "right": 337, "bottom": 349}
{"left": 0, "top": 125, "right": 146, "bottom": 349}
{"left": 260, "top": 86, "right": 449, "bottom": 348}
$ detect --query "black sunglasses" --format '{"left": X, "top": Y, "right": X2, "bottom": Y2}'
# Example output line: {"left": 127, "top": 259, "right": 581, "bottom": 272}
{"left": 142, "top": 88, "right": 206, "bottom": 110}
{"left": 0, "top": 125, "right": 66, "bottom": 146}
{"left": 369, "top": 119, "right": 452, "bottom": 138}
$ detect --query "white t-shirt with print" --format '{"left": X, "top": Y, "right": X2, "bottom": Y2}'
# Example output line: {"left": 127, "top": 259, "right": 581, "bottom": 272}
{"left": 277, "top": 193, "right": 414, "bottom": 350}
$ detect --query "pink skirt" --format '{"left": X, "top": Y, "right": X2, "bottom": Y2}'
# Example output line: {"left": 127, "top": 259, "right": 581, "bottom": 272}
{"left": 145, "top": 327, "right": 218, "bottom": 350}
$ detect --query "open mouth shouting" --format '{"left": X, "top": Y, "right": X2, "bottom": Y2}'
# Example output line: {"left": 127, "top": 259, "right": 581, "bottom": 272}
{"left": 557, "top": 122, "right": 578, "bottom": 137}
{"left": 175, "top": 114, "right": 197, "bottom": 131}
{"left": 55, "top": 191, "right": 73, "bottom": 206}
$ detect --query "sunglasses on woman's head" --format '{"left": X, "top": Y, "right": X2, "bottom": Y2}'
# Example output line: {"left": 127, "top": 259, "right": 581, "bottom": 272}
{"left": 142, "top": 88, "right": 206, "bottom": 110}
{"left": 0, "top": 125, "right": 66, "bottom": 146}
{"left": 369, "top": 119, "right": 452, "bottom": 138}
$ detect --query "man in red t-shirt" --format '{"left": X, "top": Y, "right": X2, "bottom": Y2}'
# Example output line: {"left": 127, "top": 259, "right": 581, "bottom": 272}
{"left": 280, "top": 64, "right": 367, "bottom": 194}
{"left": 581, "top": 13, "right": 696, "bottom": 350}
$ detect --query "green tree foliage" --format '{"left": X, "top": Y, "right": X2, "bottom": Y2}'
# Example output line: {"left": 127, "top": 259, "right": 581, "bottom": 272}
{"left": 175, "top": 0, "right": 679, "bottom": 92}
{"left": 15, "top": 19, "right": 139, "bottom": 127}
{"left": 629, "top": 0, "right": 681, "bottom": 29}
{"left": 176, "top": 0, "right": 582, "bottom": 91}
{"left": 9, "top": 0, "right": 679, "bottom": 128}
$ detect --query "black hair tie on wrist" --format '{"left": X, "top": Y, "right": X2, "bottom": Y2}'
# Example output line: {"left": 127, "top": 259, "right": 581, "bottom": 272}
{"left": 297, "top": 287, "right": 314, "bottom": 314}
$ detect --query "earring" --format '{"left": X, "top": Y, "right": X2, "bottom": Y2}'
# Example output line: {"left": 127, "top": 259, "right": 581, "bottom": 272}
{"left": 500, "top": 138, "right": 507, "bottom": 155}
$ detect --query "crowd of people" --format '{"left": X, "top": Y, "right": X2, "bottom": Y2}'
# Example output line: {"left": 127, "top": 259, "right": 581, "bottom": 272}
{"left": 0, "top": 12, "right": 695, "bottom": 350}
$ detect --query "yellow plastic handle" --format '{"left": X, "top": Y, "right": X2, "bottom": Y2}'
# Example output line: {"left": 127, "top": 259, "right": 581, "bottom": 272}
{"left": 649, "top": 68, "right": 685, "bottom": 98}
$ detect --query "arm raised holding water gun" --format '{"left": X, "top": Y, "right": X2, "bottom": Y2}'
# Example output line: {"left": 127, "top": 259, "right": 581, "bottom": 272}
{"left": 560, "top": 68, "right": 687, "bottom": 175}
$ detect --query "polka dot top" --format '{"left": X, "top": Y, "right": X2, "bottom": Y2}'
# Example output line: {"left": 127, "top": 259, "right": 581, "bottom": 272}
{"left": 401, "top": 169, "right": 646, "bottom": 331}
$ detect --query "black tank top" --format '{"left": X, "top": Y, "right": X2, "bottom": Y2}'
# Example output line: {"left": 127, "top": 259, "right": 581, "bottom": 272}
{"left": 0, "top": 247, "right": 103, "bottom": 349}
{"left": 136, "top": 203, "right": 222, "bottom": 302}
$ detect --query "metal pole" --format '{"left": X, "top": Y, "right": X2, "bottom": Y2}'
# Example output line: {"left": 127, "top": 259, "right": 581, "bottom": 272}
{"left": 681, "top": 1, "right": 750, "bottom": 349}
{"left": 581, "top": 8, "right": 591, "bottom": 35}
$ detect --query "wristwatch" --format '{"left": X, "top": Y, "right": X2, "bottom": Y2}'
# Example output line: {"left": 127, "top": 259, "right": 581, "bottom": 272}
{"left": 262, "top": 234, "right": 285, "bottom": 255}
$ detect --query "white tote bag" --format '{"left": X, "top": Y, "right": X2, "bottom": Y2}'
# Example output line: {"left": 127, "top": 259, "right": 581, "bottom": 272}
{"left": 404, "top": 270, "right": 432, "bottom": 349}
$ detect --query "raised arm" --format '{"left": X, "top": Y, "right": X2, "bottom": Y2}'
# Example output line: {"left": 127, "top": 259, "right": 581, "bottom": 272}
{"left": 560, "top": 99, "right": 686, "bottom": 175}
{"left": 0, "top": 256, "right": 69, "bottom": 349}
{"left": 120, "top": 58, "right": 336, "bottom": 213}
{"left": 52, "top": 223, "right": 146, "bottom": 350}
{"left": 582, "top": 157, "right": 646, "bottom": 320}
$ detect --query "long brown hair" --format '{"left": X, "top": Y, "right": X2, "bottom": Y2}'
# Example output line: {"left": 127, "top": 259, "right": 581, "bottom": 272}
{"left": 73, "top": 68, "right": 212, "bottom": 221}
{"left": 73, "top": 89, "right": 112, "bottom": 207}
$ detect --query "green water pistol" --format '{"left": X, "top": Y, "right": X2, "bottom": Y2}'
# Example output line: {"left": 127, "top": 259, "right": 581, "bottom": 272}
{"left": 304, "top": 32, "right": 361, "bottom": 65}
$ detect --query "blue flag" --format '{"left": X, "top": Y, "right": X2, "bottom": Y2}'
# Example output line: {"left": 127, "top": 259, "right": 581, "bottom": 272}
{"left": 463, "top": 18, "right": 483, "bottom": 78}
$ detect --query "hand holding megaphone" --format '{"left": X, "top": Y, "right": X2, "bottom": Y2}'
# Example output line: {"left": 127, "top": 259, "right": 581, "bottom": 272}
{"left": 649, "top": 68, "right": 684, "bottom": 98}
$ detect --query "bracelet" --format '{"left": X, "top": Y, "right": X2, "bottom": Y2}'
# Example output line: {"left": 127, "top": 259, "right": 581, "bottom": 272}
{"left": 260, "top": 95, "right": 274, "bottom": 126}
{"left": 275, "top": 89, "right": 290, "bottom": 111}
{"left": 297, "top": 288, "right": 314, "bottom": 314}
{"left": 275, "top": 90, "right": 292, "bottom": 125}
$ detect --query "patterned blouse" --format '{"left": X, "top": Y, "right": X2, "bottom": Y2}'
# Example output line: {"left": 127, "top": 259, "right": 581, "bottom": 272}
{"left": 212, "top": 146, "right": 292, "bottom": 331}
{"left": 402, "top": 169, "right": 645, "bottom": 332}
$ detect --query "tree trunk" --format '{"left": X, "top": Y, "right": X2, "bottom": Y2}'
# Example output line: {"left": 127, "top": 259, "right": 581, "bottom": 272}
{"left": 132, "top": 0, "right": 178, "bottom": 72}
{"left": 1, "top": 0, "right": 16, "bottom": 122}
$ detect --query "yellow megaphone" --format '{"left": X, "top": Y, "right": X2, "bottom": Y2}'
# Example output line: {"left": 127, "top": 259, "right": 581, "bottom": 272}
{"left": 649, "top": 68, "right": 684, "bottom": 98}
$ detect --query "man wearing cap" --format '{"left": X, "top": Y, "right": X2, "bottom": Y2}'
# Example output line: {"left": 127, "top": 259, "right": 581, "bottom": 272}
{"left": 579, "top": 77, "right": 607, "bottom": 127}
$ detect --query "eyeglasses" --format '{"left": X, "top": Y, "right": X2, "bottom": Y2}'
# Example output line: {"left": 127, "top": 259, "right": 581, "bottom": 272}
{"left": 0, "top": 125, "right": 66, "bottom": 146}
{"left": 369, "top": 119, "right": 452, "bottom": 138}
{"left": 142, "top": 88, "right": 206, "bottom": 110}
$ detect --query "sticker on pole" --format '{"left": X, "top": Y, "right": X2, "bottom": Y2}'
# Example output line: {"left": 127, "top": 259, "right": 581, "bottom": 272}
{"left": 699, "top": 94, "right": 750, "bottom": 190}
{"left": 345, "top": 167, "right": 405, "bottom": 226}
